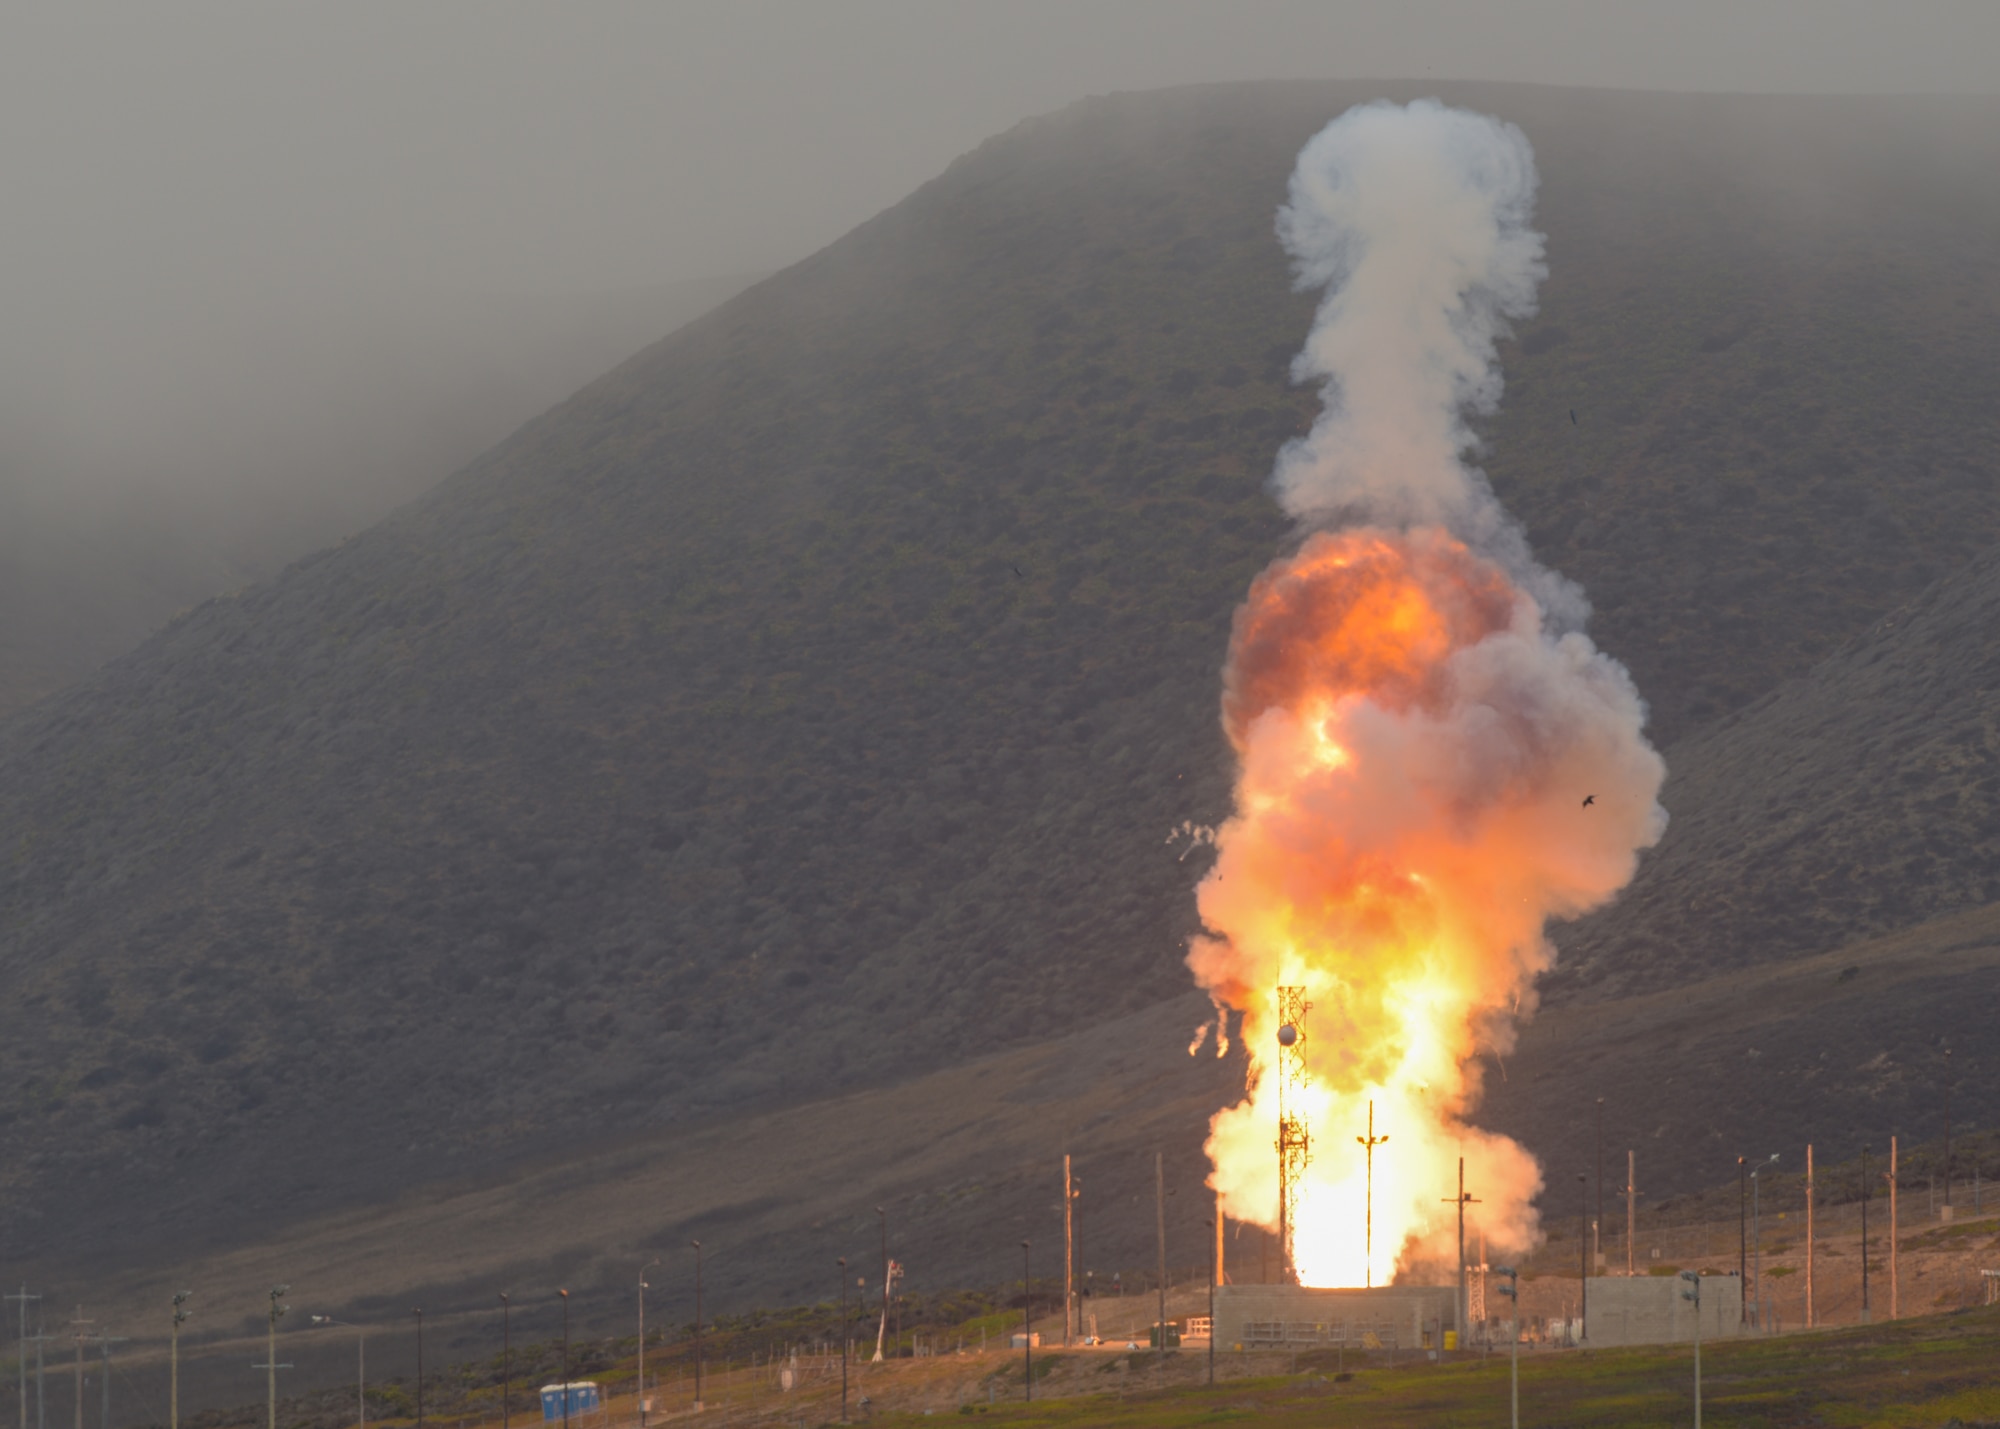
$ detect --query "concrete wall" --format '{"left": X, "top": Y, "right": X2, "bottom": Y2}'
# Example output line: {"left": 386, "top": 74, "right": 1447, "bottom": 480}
{"left": 1582, "top": 1274, "right": 1744, "bottom": 1347}
{"left": 1213, "top": 1283, "right": 1458, "bottom": 1350}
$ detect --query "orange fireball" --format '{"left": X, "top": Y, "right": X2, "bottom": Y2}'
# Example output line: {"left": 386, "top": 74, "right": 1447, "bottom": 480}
{"left": 1189, "top": 526, "right": 1664, "bottom": 1288}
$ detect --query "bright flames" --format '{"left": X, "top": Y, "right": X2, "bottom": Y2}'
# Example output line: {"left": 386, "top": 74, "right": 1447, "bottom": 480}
{"left": 1188, "top": 527, "right": 1664, "bottom": 1286}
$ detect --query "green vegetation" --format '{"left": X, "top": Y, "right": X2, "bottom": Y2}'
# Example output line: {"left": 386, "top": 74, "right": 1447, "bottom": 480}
{"left": 876, "top": 1306, "right": 2000, "bottom": 1428}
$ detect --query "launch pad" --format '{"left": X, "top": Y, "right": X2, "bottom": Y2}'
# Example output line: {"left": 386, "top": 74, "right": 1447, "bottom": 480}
{"left": 1212, "top": 1283, "right": 1459, "bottom": 1351}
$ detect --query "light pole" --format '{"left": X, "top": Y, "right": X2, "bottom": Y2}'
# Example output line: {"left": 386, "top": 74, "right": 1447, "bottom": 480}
{"left": 266, "top": 1287, "right": 289, "bottom": 1429}
{"left": 1736, "top": 1157, "right": 1748, "bottom": 1322}
{"left": 637, "top": 1261, "right": 658, "bottom": 1429}
{"left": 1943, "top": 1047, "right": 1954, "bottom": 1217}
{"left": 1356, "top": 1102, "right": 1388, "bottom": 1288}
{"left": 1680, "top": 1271, "right": 1703, "bottom": 1428}
{"left": 1442, "top": 1159, "right": 1479, "bottom": 1350}
{"left": 1749, "top": 1154, "right": 1779, "bottom": 1329}
{"left": 1860, "top": 1147, "right": 1872, "bottom": 1322}
{"left": 1494, "top": 1266, "right": 1519, "bottom": 1429}
{"left": 1020, "top": 1241, "right": 1032, "bottom": 1403}
{"left": 498, "top": 1293, "right": 510, "bottom": 1429}
{"left": 690, "top": 1241, "right": 704, "bottom": 1410}
{"left": 309, "top": 1316, "right": 364, "bottom": 1429}
{"left": 837, "top": 1258, "right": 849, "bottom": 1425}
{"left": 170, "top": 1293, "right": 191, "bottom": 1429}
{"left": 557, "top": 1290, "right": 569, "bottom": 1429}
{"left": 1577, "top": 1173, "right": 1589, "bottom": 1341}
{"left": 1205, "top": 1216, "right": 1216, "bottom": 1387}
{"left": 1595, "top": 1098, "right": 1606, "bottom": 1275}
{"left": 874, "top": 1208, "right": 888, "bottom": 1363}
{"left": 412, "top": 1308, "right": 423, "bottom": 1429}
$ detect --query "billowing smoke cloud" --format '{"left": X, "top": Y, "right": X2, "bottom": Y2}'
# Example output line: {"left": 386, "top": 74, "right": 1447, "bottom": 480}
{"left": 1186, "top": 101, "right": 1666, "bottom": 1288}
{"left": 1273, "top": 99, "right": 1544, "bottom": 545}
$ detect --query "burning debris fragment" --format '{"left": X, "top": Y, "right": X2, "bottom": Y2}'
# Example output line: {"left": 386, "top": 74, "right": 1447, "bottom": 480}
{"left": 1185, "top": 101, "right": 1667, "bottom": 1289}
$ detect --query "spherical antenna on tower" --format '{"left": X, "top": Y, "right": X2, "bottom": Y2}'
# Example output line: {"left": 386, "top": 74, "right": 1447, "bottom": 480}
{"left": 1277, "top": 1023, "right": 1297, "bottom": 1047}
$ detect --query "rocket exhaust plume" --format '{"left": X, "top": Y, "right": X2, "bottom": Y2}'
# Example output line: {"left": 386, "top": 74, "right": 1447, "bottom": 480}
{"left": 1187, "top": 101, "right": 1666, "bottom": 1288}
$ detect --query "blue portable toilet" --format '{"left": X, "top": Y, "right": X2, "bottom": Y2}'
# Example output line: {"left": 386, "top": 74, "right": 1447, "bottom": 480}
{"left": 539, "top": 1383, "right": 600, "bottom": 1420}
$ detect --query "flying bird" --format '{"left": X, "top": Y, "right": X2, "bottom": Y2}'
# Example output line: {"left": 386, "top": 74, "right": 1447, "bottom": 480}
{"left": 1582, "top": 794, "right": 1596, "bottom": 808}
{"left": 1569, "top": 408, "right": 1578, "bottom": 425}
{"left": 1010, "top": 564, "right": 1024, "bottom": 579}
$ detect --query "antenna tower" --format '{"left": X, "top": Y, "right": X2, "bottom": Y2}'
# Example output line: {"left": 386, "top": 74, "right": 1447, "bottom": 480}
{"left": 1274, "top": 985, "right": 1312, "bottom": 1284}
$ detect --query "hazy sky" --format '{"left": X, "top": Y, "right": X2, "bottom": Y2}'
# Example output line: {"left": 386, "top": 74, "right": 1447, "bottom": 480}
{"left": 0, "top": 1, "right": 1994, "bottom": 701}
{"left": 4, "top": 2, "right": 1994, "bottom": 304}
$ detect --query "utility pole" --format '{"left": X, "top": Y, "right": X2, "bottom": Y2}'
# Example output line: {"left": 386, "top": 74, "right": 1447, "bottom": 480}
{"left": 308, "top": 1317, "right": 363, "bottom": 1429}
{"left": 1889, "top": 1137, "right": 1900, "bottom": 1320}
{"left": 691, "top": 1241, "right": 704, "bottom": 1408}
{"left": 836, "top": 1259, "right": 849, "bottom": 1425}
{"left": 1205, "top": 1216, "right": 1216, "bottom": 1387}
{"left": 415, "top": 1308, "right": 426, "bottom": 1429}
{"left": 1679, "top": 1272, "right": 1703, "bottom": 1429}
{"left": 1020, "top": 1242, "right": 1032, "bottom": 1404}
{"left": 68, "top": 1309, "right": 90, "bottom": 1429}
{"left": 1062, "top": 1156, "right": 1074, "bottom": 1348}
{"left": 498, "top": 1293, "right": 510, "bottom": 1429}
{"left": 7, "top": 1288, "right": 38, "bottom": 1429}
{"left": 1494, "top": 1267, "right": 1519, "bottom": 1429}
{"left": 1577, "top": 1174, "right": 1589, "bottom": 1341}
{"left": 258, "top": 1288, "right": 289, "bottom": 1429}
{"left": 1215, "top": 1194, "right": 1225, "bottom": 1290}
{"left": 93, "top": 1337, "right": 125, "bottom": 1429}
{"left": 1737, "top": 1157, "right": 1748, "bottom": 1319}
{"left": 1626, "top": 1151, "right": 1639, "bottom": 1278}
{"left": 1155, "top": 1151, "right": 1167, "bottom": 1362}
{"left": 1441, "top": 1159, "right": 1479, "bottom": 1347}
{"left": 637, "top": 1262, "right": 658, "bottom": 1429}
{"left": 1943, "top": 1048, "right": 1954, "bottom": 1219}
{"left": 170, "top": 1293, "right": 192, "bottom": 1429}
{"left": 1805, "top": 1145, "right": 1815, "bottom": 1328}
{"left": 1356, "top": 1101, "right": 1389, "bottom": 1288}
{"left": 1594, "top": 1098, "right": 1605, "bottom": 1274}
{"left": 874, "top": 1208, "right": 889, "bottom": 1362}
{"left": 1749, "top": 1154, "right": 1778, "bottom": 1329}
{"left": 30, "top": 1317, "right": 49, "bottom": 1429}
{"left": 1860, "top": 1147, "right": 1872, "bottom": 1323}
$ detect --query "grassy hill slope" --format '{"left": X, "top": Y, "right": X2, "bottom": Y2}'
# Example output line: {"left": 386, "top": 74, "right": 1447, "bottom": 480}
{"left": 0, "top": 81, "right": 1997, "bottom": 1282}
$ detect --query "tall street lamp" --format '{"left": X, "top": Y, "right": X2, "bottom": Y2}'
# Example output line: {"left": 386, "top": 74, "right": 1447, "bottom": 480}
{"left": 1494, "top": 1266, "right": 1519, "bottom": 1429}
{"left": 557, "top": 1290, "right": 569, "bottom": 1429}
{"left": 690, "top": 1242, "right": 704, "bottom": 1411}
{"left": 1205, "top": 1216, "right": 1216, "bottom": 1387}
{"left": 1594, "top": 1098, "right": 1606, "bottom": 1274}
{"left": 1679, "top": 1271, "right": 1704, "bottom": 1429}
{"left": 875, "top": 1208, "right": 889, "bottom": 1363}
{"left": 1943, "top": 1047, "right": 1954, "bottom": 1217}
{"left": 498, "top": 1294, "right": 510, "bottom": 1429}
{"left": 308, "top": 1316, "right": 364, "bottom": 1429}
{"left": 1736, "top": 1158, "right": 1748, "bottom": 1324}
{"left": 637, "top": 1262, "right": 659, "bottom": 1429}
{"left": 169, "top": 1293, "right": 191, "bottom": 1429}
{"left": 265, "top": 1288, "right": 289, "bottom": 1429}
{"left": 1749, "top": 1154, "right": 1779, "bottom": 1328}
{"left": 1860, "top": 1147, "right": 1872, "bottom": 1321}
{"left": 1020, "top": 1241, "right": 1032, "bottom": 1404}
{"left": 411, "top": 1309, "right": 423, "bottom": 1429}
{"left": 1577, "top": 1174, "right": 1589, "bottom": 1341}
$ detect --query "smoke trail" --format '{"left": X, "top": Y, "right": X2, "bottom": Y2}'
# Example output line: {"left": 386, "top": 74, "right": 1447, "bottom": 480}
{"left": 1186, "top": 101, "right": 1666, "bottom": 1287}
{"left": 1273, "top": 99, "right": 1544, "bottom": 543}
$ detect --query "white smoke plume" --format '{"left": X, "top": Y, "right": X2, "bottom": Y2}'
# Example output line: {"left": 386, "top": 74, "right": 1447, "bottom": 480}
{"left": 1274, "top": 100, "right": 1545, "bottom": 550}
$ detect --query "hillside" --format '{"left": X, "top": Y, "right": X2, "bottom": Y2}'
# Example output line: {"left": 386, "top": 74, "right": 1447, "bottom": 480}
{"left": 1, "top": 79, "right": 1998, "bottom": 1296}
{"left": 1554, "top": 540, "right": 2000, "bottom": 1000}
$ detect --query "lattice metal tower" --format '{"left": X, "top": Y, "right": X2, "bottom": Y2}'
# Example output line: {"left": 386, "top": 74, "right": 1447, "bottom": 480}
{"left": 1274, "top": 985, "right": 1312, "bottom": 1284}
